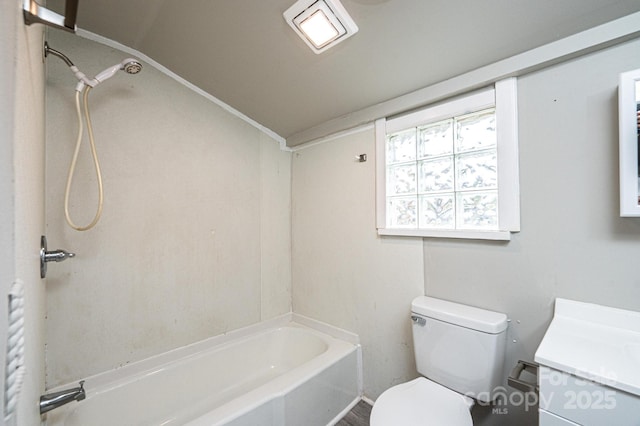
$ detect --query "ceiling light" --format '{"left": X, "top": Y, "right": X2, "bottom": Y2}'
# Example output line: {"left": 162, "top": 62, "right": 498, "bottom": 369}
{"left": 299, "top": 10, "right": 340, "bottom": 48}
{"left": 284, "top": 0, "right": 359, "bottom": 54}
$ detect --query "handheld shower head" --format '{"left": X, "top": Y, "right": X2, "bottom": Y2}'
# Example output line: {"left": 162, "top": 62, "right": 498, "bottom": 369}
{"left": 92, "top": 58, "right": 143, "bottom": 85}
{"left": 122, "top": 60, "right": 142, "bottom": 75}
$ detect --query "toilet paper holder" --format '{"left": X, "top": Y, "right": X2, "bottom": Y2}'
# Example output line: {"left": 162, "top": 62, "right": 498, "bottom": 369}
{"left": 508, "top": 360, "right": 539, "bottom": 393}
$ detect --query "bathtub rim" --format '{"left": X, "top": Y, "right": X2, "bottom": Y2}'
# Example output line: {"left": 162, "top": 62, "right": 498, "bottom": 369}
{"left": 184, "top": 337, "right": 360, "bottom": 426}
{"left": 43, "top": 312, "right": 360, "bottom": 397}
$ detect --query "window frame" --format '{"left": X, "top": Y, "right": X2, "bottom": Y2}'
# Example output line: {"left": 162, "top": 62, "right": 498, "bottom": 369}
{"left": 375, "top": 78, "right": 520, "bottom": 241}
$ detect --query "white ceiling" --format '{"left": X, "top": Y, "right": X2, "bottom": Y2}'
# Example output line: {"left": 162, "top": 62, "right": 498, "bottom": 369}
{"left": 50, "top": 0, "right": 640, "bottom": 145}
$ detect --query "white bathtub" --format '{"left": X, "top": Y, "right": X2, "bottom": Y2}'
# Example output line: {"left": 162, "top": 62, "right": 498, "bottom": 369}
{"left": 45, "top": 314, "right": 361, "bottom": 426}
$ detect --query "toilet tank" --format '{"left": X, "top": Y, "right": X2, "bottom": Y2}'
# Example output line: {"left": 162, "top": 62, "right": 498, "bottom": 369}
{"left": 411, "top": 296, "right": 508, "bottom": 402}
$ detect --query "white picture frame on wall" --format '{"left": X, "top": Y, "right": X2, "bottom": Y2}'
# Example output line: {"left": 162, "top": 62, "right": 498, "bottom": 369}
{"left": 619, "top": 68, "right": 640, "bottom": 217}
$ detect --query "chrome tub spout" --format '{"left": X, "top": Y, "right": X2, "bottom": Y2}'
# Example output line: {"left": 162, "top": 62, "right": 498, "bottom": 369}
{"left": 39, "top": 380, "right": 85, "bottom": 414}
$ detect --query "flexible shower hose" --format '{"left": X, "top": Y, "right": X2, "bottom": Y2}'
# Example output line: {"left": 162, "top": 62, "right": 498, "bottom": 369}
{"left": 64, "top": 86, "right": 104, "bottom": 231}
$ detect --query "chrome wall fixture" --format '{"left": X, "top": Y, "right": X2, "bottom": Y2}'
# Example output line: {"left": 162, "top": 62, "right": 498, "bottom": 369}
{"left": 40, "top": 236, "right": 75, "bottom": 279}
{"left": 39, "top": 381, "right": 85, "bottom": 414}
{"left": 23, "top": 0, "right": 78, "bottom": 33}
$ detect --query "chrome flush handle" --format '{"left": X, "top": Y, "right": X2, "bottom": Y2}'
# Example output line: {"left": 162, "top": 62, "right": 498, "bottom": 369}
{"left": 411, "top": 315, "right": 426, "bottom": 326}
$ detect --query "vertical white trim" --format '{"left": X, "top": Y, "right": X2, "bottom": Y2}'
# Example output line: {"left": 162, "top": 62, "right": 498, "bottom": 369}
{"left": 375, "top": 118, "right": 387, "bottom": 230}
{"left": 496, "top": 77, "right": 521, "bottom": 231}
{"left": 356, "top": 344, "right": 364, "bottom": 397}
{"left": 619, "top": 68, "right": 640, "bottom": 217}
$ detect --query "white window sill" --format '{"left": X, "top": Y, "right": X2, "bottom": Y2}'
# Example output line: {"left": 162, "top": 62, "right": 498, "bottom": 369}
{"left": 377, "top": 228, "right": 512, "bottom": 241}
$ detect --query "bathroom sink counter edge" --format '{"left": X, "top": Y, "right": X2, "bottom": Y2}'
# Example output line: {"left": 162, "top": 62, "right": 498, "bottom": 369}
{"left": 535, "top": 298, "right": 640, "bottom": 397}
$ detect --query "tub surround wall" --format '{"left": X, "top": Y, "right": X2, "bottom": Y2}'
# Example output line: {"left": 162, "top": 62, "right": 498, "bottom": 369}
{"left": 45, "top": 31, "right": 291, "bottom": 388}
{"left": 260, "top": 132, "right": 292, "bottom": 320}
{"left": 291, "top": 37, "right": 640, "bottom": 426}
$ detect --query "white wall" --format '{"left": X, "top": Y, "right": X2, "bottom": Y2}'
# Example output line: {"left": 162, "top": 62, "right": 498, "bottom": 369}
{"left": 291, "top": 128, "right": 424, "bottom": 399}
{"left": 426, "top": 37, "right": 640, "bottom": 426}
{"left": 291, "top": 37, "right": 640, "bottom": 425}
{"left": 44, "top": 31, "right": 291, "bottom": 388}
{"left": 1, "top": 2, "right": 47, "bottom": 425}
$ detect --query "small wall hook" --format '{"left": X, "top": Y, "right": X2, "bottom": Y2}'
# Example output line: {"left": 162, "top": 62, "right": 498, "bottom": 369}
{"left": 355, "top": 154, "right": 367, "bottom": 162}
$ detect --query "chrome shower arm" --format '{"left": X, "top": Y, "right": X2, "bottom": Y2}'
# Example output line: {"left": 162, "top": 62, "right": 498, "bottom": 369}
{"left": 43, "top": 42, "right": 96, "bottom": 89}
{"left": 44, "top": 42, "right": 75, "bottom": 67}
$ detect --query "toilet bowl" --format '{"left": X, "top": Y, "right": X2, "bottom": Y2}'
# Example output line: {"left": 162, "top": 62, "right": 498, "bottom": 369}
{"left": 371, "top": 377, "right": 473, "bottom": 426}
{"left": 370, "top": 296, "right": 508, "bottom": 426}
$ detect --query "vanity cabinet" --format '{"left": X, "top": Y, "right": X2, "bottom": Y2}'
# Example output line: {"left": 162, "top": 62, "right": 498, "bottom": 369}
{"left": 539, "top": 410, "right": 579, "bottom": 426}
{"left": 538, "top": 366, "right": 640, "bottom": 426}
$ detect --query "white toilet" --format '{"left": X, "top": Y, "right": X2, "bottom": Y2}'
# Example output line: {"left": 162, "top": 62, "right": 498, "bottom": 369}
{"left": 370, "top": 296, "right": 508, "bottom": 426}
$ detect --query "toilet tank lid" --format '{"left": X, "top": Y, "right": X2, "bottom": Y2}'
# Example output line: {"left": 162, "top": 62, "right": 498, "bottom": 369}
{"left": 412, "top": 296, "right": 508, "bottom": 334}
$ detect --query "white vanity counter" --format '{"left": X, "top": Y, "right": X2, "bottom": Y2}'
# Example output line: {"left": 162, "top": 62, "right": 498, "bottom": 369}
{"left": 535, "top": 298, "right": 640, "bottom": 395}
{"left": 535, "top": 298, "right": 640, "bottom": 426}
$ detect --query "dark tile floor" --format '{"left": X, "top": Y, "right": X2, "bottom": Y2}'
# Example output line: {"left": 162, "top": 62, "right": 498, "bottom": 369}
{"left": 336, "top": 400, "right": 372, "bottom": 426}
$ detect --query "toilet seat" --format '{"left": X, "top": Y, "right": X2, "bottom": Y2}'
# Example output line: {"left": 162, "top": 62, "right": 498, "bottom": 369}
{"left": 370, "top": 377, "right": 474, "bottom": 426}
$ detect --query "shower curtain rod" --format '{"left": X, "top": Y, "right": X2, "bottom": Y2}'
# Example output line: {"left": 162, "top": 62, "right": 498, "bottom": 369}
{"left": 23, "top": 0, "right": 78, "bottom": 33}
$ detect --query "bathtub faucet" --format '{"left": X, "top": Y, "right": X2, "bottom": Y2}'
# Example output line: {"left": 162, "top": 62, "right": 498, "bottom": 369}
{"left": 39, "top": 380, "right": 86, "bottom": 414}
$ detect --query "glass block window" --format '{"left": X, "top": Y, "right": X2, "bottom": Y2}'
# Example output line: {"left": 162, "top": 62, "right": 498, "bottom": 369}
{"left": 376, "top": 80, "right": 520, "bottom": 240}
{"left": 385, "top": 109, "right": 497, "bottom": 230}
